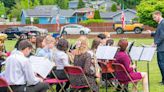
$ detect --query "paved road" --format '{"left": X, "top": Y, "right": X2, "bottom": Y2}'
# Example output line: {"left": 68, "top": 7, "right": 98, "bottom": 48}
{"left": 89, "top": 31, "right": 150, "bottom": 35}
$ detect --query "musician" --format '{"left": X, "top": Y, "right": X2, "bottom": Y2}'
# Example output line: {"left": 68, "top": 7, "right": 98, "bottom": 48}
{"left": 97, "top": 33, "right": 107, "bottom": 46}
{"left": 28, "top": 33, "right": 37, "bottom": 55}
{"left": 36, "top": 35, "right": 56, "bottom": 61}
{"left": 35, "top": 36, "right": 45, "bottom": 55}
{"left": 73, "top": 36, "right": 99, "bottom": 92}
{"left": 4, "top": 40, "right": 49, "bottom": 92}
{"left": 53, "top": 39, "right": 70, "bottom": 92}
{"left": 115, "top": 38, "right": 148, "bottom": 92}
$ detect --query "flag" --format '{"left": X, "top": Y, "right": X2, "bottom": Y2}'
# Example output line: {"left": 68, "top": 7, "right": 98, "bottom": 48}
{"left": 121, "top": 10, "right": 125, "bottom": 29}
{"left": 56, "top": 14, "right": 60, "bottom": 32}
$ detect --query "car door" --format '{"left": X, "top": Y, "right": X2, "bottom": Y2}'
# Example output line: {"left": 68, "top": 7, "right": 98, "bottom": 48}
{"left": 65, "top": 26, "right": 75, "bottom": 34}
{"left": 71, "top": 25, "right": 80, "bottom": 34}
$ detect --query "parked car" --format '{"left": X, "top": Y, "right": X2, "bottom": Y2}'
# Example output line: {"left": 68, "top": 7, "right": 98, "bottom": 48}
{"left": 60, "top": 24, "right": 91, "bottom": 35}
{"left": 1, "top": 26, "right": 47, "bottom": 39}
{"left": 113, "top": 21, "right": 144, "bottom": 34}
{"left": 1, "top": 27, "right": 28, "bottom": 39}
{"left": 22, "top": 26, "right": 48, "bottom": 35}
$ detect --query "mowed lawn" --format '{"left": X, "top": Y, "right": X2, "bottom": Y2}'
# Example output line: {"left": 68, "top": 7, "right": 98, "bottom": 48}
{"left": 4, "top": 38, "right": 164, "bottom": 92}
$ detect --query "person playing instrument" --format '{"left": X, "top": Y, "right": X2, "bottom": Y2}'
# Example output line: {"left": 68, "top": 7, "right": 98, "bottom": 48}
{"left": 73, "top": 36, "right": 99, "bottom": 92}
{"left": 36, "top": 35, "right": 56, "bottom": 61}
{"left": 53, "top": 39, "right": 70, "bottom": 92}
{"left": 115, "top": 38, "right": 149, "bottom": 92}
{"left": 4, "top": 40, "right": 49, "bottom": 92}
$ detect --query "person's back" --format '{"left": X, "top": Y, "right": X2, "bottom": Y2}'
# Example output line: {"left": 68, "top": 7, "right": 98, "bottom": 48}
{"left": 5, "top": 51, "right": 39, "bottom": 86}
{"left": 4, "top": 40, "right": 49, "bottom": 92}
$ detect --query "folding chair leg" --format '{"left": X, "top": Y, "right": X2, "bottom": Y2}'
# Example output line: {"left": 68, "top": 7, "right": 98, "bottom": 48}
{"left": 48, "top": 84, "right": 55, "bottom": 92}
{"left": 7, "top": 86, "right": 13, "bottom": 92}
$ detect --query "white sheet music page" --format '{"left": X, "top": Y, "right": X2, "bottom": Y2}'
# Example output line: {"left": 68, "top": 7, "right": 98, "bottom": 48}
{"left": 129, "top": 46, "right": 143, "bottom": 60}
{"left": 29, "top": 56, "right": 55, "bottom": 79}
{"left": 96, "top": 46, "right": 118, "bottom": 59}
{"left": 140, "top": 47, "right": 156, "bottom": 61}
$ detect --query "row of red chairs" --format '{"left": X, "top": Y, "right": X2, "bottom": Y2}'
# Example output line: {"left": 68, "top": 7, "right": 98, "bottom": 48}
{"left": 0, "top": 62, "right": 141, "bottom": 92}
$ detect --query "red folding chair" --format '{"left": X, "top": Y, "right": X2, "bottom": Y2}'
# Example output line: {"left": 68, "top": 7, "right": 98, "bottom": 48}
{"left": 44, "top": 70, "right": 68, "bottom": 92}
{"left": 98, "top": 61, "right": 119, "bottom": 91}
{"left": 64, "top": 66, "right": 93, "bottom": 92}
{"left": 112, "top": 63, "right": 141, "bottom": 92}
{"left": 0, "top": 77, "right": 13, "bottom": 92}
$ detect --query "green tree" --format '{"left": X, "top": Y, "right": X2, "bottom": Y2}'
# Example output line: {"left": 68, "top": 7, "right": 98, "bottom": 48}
{"left": 77, "top": 0, "right": 85, "bottom": 9}
{"left": 42, "top": 0, "right": 56, "bottom": 5}
{"left": 136, "top": 0, "right": 164, "bottom": 27}
{"left": 113, "top": 0, "right": 141, "bottom": 9}
{"left": 0, "top": 0, "right": 15, "bottom": 8}
{"left": 10, "top": 0, "right": 39, "bottom": 21}
{"left": 0, "top": 1, "right": 5, "bottom": 17}
{"left": 94, "top": 10, "right": 101, "bottom": 19}
{"left": 56, "top": 0, "right": 68, "bottom": 9}
{"left": 111, "top": 3, "right": 117, "bottom": 12}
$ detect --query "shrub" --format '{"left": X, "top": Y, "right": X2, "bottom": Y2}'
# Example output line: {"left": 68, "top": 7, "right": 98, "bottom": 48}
{"left": 80, "top": 19, "right": 106, "bottom": 24}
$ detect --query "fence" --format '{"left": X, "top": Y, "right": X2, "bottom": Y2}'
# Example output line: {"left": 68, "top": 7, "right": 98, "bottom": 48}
{"left": 0, "top": 23, "right": 155, "bottom": 33}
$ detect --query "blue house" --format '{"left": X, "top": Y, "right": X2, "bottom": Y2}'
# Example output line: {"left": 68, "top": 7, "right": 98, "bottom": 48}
{"left": 21, "top": 5, "right": 92, "bottom": 24}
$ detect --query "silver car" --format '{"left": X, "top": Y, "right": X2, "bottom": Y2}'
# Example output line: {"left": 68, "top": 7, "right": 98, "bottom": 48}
{"left": 60, "top": 24, "right": 91, "bottom": 35}
{"left": 22, "top": 26, "right": 48, "bottom": 34}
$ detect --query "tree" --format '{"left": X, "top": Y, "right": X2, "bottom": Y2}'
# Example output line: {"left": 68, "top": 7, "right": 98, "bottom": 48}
{"left": 42, "top": 0, "right": 56, "bottom": 5}
{"left": 111, "top": 3, "right": 117, "bottom": 12}
{"left": 56, "top": 0, "right": 68, "bottom": 9}
{"left": 10, "top": 0, "right": 39, "bottom": 21}
{"left": 113, "top": 0, "right": 141, "bottom": 9}
{"left": 77, "top": 0, "right": 85, "bottom": 9}
{"left": 94, "top": 10, "right": 101, "bottom": 19}
{"left": 0, "top": 1, "right": 5, "bottom": 17}
{"left": 0, "top": 0, "right": 15, "bottom": 8}
{"left": 136, "top": 0, "right": 164, "bottom": 27}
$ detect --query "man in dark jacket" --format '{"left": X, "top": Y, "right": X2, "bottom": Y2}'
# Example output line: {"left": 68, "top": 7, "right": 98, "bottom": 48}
{"left": 148, "top": 11, "right": 164, "bottom": 84}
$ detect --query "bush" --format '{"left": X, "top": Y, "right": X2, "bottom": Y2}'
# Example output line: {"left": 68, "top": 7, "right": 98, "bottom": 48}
{"left": 80, "top": 19, "right": 106, "bottom": 24}
{"left": 26, "top": 18, "right": 39, "bottom": 24}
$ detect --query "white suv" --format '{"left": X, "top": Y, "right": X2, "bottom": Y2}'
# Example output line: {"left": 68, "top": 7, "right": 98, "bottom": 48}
{"left": 60, "top": 24, "right": 91, "bottom": 35}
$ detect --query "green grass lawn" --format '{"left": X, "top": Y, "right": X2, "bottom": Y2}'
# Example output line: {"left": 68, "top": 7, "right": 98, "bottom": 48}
{"left": 4, "top": 38, "right": 164, "bottom": 92}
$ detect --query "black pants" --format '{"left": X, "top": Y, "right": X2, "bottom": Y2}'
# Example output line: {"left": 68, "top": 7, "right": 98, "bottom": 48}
{"left": 10, "top": 82, "right": 49, "bottom": 92}
{"left": 157, "top": 52, "right": 164, "bottom": 83}
{"left": 54, "top": 70, "right": 70, "bottom": 92}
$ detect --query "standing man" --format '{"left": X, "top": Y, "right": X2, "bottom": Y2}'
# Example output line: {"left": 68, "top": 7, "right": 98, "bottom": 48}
{"left": 4, "top": 40, "right": 49, "bottom": 92}
{"left": 148, "top": 11, "right": 164, "bottom": 84}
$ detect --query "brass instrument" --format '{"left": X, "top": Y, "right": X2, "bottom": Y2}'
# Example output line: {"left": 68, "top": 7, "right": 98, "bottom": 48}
{"left": 0, "top": 33, "right": 7, "bottom": 52}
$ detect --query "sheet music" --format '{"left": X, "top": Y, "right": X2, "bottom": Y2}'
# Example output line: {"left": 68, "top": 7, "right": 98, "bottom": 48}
{"left": 96, "top": 46, "right": 118, "bottom": 59}
{"left": 129, "top": 47, "right": 143, "bottom": 61}
{"left": 129, "top": 46, "right": 156, "bottom": 61}
{"left": 140, "top": 47, "right": 156, "bottom": 61}
{"left": 29, "top": 56, "right": 55, "bottom": 78}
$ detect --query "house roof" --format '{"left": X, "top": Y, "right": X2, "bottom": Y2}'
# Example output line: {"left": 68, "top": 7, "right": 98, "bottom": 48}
{"left": 22, "top": 5, "right": 74, "bottom": 18}
{"left": 100, "top": 9, "right": 137, "bottom": 18}
{"left": 75, "top": 8, "right": 95, "bottom": 13}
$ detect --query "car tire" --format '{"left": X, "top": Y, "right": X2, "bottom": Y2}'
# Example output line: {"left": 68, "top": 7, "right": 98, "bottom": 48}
{"left": 116, "top": 28, "right": 124, "bottom": 34}
{"left": 80, "top": 31, "right": 85, "bottom": 35}
{"left": 134, "top": 27, "right": 142, "bottom": 34}
{"left": 62, "top": 31, "right": 67, "bottom": 35}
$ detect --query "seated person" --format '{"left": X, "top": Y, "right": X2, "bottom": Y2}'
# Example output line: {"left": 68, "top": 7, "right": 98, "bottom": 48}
{"left": 4, "top": 40, "right": 49, "bottom": 92}
{"left": 115, "top": 38, "right": 148, "bottom": 92}
{"left": 73, "top": 36, "right": 99, "bottom": 92}
{"left": 36, "top": 35, "right": 56, "bottom": 61}
{"left": 53, "top": 39, "right": 70, "bottom": 92}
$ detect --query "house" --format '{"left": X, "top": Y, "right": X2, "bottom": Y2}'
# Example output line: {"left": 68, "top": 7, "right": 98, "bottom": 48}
{"left": 21, "top": 5, "right": 94, "bottom": 24}
{"left": 100, "top": 9, "right": 137, "bottom": 22}
{"left": 69, "top": 0, "right": 87, "bottom": 9}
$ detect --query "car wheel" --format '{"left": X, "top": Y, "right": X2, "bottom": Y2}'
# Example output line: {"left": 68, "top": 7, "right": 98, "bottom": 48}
{"left": 80, "top": 31, "right": 85, "bottom": 35}
{"left": 134, "top": 28, "right": 142, "bottom": 34}
{"left": 116, "top": 28, "right": 124, "bottom": 34}
{"left": 62, "top": 31, "right": 67, "bottom": 35}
